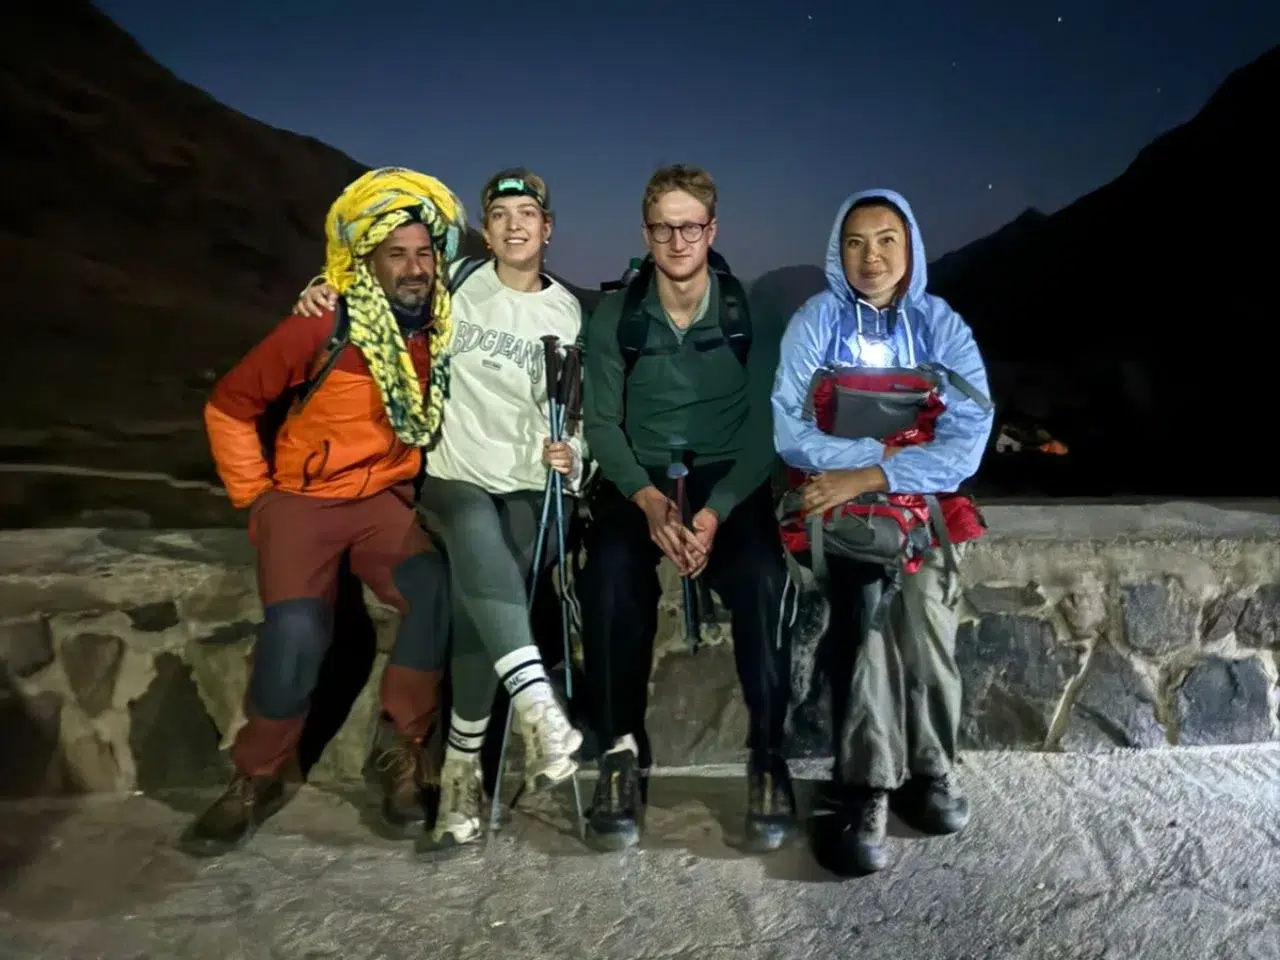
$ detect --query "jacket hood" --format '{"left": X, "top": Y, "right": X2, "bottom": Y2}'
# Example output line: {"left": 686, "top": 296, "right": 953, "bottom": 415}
{"left": 824, "top": 188, "right": 928, "bottom": 309}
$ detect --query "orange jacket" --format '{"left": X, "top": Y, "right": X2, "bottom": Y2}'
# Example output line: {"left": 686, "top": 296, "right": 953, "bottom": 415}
{"left": 205, "top": 307, "right": 431, "bottom": 508}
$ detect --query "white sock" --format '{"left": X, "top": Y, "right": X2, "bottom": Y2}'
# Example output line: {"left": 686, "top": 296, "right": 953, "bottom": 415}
{"left": 444, "top": 712, "right": 487, "bottom": 767}
{"left": 494, "top": 645, "right": 553, "bottom": 716}
{"left": 606, "top": 734, "right": 639, "bottom": 757}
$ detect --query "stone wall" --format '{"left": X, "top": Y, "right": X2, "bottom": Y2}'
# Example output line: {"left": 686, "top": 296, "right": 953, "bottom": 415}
{"left": 1, "top": 503, "right": 1278, "bottom": 797}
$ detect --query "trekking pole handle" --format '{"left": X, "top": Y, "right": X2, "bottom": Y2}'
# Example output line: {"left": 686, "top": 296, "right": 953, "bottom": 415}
{"left": 558, "top": 344, "right": 583, "bottom": 438}
{"left": 540, "top": 335, "right": 562, "bottom": 403}
{"left": 540, "top": 334, "right": 562, "bottom": 442}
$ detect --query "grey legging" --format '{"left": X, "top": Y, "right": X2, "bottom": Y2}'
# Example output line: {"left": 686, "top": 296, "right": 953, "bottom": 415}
{"left": 418, "top": 476, "right": 561, "bottom": 724}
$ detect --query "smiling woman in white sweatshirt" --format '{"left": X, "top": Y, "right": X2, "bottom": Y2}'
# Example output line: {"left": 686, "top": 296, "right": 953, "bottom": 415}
{"left": 293, "top": 168, "right": 586, "bottom": 853}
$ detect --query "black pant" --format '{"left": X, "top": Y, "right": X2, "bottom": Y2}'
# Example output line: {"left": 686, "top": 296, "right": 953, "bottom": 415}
{"left": 577, "top": 461, "right": 790, "bottom": 767}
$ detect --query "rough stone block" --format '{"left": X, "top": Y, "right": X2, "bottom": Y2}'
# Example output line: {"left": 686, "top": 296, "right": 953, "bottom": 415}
{"left": 185, "top": 634, "right": 252, "bottom": 748}
{"left": 128, "top": 652, "right": 230, "bottom": 792}
{"left": 193, "top": 619, "right": 257, "bottom": 647}
{"left": 956, "top": 614, "right": 1078, "bottom": 749}
{"left": 0, "top": 679, "right": 65, "bottom": 797}
{"left": 646, "top": 645, "right": 749, "bottom": 766}
{"left": 966, "top": 582, "right": 1047, "bottom": 616}
{"left": 1059, "top": 572, "right": 1108, "bottom": 638}
{"left": 1060, "top": 643, "right": 1166, "bottom": 749}
{"left": 59, "top": 632, "right": 124, "bottom": 717}
{"left": 1200, "top": 592, "right": 1247, "bottom": 645}
{"left": 0, "top": 616, "right": 55, "bottom": 678}
{"left": 124, "top": 600, "right": 179, "bottom": 632}
{"left": 63, "top": 732, "right": 123, "bottom": 793}
{"left": 1122, "top": 578, "right": 1199, "bottom": 657}
{"left": 1174, "top": 656, "right": 1275, "bottom": 746}
{"left": 1235, "top": 584, "right": 1280, "bottom": 650}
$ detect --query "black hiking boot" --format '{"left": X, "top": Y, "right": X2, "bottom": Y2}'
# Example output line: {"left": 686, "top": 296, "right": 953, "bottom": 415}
{"left": 178, "top": 759, "right": 300, "bottom": 857}
{"left": 892, "top": 770, "right": 970, "bottom": 835}
{"left": 584, "top": 748, "right": 644, "bottom": 852}
{"left": 743, "top": 750, "right": 800, "bottom": 853}
{"left": 814, "top": 787, "right": 888, "bottom": 877}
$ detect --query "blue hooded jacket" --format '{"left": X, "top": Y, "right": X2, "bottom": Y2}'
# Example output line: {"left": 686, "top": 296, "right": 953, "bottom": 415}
{"left": 770, "top": 189, "right": 994, "bottom": 494}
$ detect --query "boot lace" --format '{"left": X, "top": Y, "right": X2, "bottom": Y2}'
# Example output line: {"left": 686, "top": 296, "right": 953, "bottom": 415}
{"left": 375, "top": 740, "right": 421, "bottom": 787}
{"left": 441, "top": 762, "right": 483, "bottom": 819}
{"left": 857, "top": 791, "right": 888, "bottom": 837}
{"left": 593, "top": 751, "right": 638, "bottom": 815}
{"left": 525, "top": 700, "right": 571, "bottom": 759}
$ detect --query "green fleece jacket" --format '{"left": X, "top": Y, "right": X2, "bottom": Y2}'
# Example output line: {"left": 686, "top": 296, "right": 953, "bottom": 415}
{"left": 581, "top": 270, "right": 783, "bottom": 520}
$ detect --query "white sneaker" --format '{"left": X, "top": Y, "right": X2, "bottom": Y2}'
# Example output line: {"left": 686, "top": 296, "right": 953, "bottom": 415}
{"left": 419, "top": 756, "right": 483, "bottom": 854}
{"left": 517, "top": 696, "right": 583, "bottom": 793}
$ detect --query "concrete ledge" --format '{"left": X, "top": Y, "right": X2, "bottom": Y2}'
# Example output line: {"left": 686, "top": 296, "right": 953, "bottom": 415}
{"left": 1, "top": 502, "right": 1278, "bottom": 796}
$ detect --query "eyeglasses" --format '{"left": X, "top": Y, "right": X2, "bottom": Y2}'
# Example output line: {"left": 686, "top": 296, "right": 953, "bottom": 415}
{"left": 645, "top": 221, "right": 710, "bottom": 243}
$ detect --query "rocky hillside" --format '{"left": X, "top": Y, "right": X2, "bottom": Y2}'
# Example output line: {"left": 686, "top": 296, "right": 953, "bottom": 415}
{"left": 0, "top": 0, "right": 487, "bottom": 443}
{"left": 928, "top": 45, "right": 1278, "bottom": 495}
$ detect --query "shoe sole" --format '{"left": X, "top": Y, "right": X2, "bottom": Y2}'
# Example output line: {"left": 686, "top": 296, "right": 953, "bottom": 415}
{"left": 889, "top": 795, "right": 970, "bottom": 836}
{"left": 416, "top": 827, "right": 481, "bottom": 859}
{"left": 583, "top": 822, "right": 640, "bottom": 852}
{"left": 377, "top": 816, "right": 427, "bottom": 840}
{"left": 524, "top": 729, "right": 584, "bottom": 794}
{"left": 742, "top": 818, "right": 801, "bottom": 854}
{"left": 175, "top": 824, "right": 257, "bottom": 859}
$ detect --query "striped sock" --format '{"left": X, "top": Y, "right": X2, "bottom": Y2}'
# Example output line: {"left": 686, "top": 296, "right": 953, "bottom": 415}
{"left": 444, "top": 712, "right": 487, "bottom": 767}
{"left": 494, "top": 645, "right": 553, "bottom": 716}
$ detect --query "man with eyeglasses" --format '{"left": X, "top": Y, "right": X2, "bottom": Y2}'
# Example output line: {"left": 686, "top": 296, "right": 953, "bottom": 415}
{"left": 577, "top": 164, "right": 797, "bottom": 854}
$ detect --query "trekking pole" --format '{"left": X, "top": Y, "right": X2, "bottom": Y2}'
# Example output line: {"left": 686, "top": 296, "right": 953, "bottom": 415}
{"left": 527, "top": 337, "right": 564, "bottom": 582}
{"left": 551, "top": 343, "right": 585, "bottom": 837}
{"left": 666, "top": 443, "right": 701, "bottom": 653}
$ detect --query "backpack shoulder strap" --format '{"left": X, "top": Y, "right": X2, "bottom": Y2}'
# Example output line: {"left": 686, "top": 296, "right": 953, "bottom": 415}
{"left": 716, "top": 270, "right": 752, "bottom": 368}
{"left": 617, "top": 257, "right": 655, "bottom": 379}
{"left": 296, "top": 301, "right": 349, "bottom": 411}
{"left": 919, "top": 362, "right": 994, "bottom": 411}
{"left": 447, "top": 256, "right": 489, "bottom": 294}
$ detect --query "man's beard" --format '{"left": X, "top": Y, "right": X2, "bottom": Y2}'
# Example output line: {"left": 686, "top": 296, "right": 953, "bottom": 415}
{"left": 389, "top": 277, "right": 431, "bottom": 312}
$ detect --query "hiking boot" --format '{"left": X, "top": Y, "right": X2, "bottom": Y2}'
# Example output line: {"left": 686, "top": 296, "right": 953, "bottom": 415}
{"left": 417, "top": 755, "right": 484, "bottom": 856}
{"left": 373, "top": 735, "right": 431, "bottom": 834}
{"left": 584, "top": 747, "right": 644, "bottom": 852}
{"left": 743, "top": 750, "right": 800, "bottom": 853}
{"left": 818, "top": 788, "right": 888, "bottom": 876}
{"left": 516, "top": 696, "right": 583, "bottom": 793}
{"left": 893, "top": 770, "right": 970, "bottom": 835}
{"left": 178, "top": 760, "right": 299, "bottom": 857}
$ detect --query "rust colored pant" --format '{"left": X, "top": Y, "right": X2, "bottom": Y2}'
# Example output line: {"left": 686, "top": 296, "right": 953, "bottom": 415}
{"left": 232, "top": 484, "right": 450, "bottom": 777}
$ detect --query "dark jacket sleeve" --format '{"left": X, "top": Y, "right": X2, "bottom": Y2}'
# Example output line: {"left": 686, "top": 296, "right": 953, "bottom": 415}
{"left": 581, "top": 292, "right": 652, "bottom": 499}
{"left": 704, "top": 286, "right": 785, "bottom": 519}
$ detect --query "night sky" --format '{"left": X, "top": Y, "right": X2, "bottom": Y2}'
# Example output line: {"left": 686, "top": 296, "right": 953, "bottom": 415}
{"left": 96, "top": 0, "right": 1277, "bottom": 285}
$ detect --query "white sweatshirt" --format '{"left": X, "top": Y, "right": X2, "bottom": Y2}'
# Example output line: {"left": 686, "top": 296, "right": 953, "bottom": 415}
{"left": 427, "top": 260, "right": 588, "bottom": 494}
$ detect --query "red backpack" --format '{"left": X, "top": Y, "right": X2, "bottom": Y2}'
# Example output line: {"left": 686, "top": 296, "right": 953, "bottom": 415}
{"left": 777, "top": 361, "right": 992, "bottom": 600}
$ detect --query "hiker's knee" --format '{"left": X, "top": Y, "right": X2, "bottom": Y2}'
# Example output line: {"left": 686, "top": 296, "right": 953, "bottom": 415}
{"left": 249, "top": 598, "right": 331, "bottom": 718}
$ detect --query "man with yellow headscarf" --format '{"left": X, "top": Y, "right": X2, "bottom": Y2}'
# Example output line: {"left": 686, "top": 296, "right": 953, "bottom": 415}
{"left": 182, "top": 168, "right": 468, "bottom": 857}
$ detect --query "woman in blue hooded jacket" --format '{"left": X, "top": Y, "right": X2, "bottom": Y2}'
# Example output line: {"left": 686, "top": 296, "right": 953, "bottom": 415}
{"left": 771, "top": 189, "right": 994, "bottom": 875}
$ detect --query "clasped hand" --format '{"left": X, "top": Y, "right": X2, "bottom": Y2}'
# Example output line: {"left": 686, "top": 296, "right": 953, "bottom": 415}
{"left": 542, "top": 439, "right": 576, "bottom": 476}
{"left": 632, "top": 487, "right": 717, "bottom": 577}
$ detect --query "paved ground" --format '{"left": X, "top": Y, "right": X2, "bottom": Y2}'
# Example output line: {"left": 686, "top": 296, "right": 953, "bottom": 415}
{"left": 1, "top": 747, "right": 1277, "bottom": 960}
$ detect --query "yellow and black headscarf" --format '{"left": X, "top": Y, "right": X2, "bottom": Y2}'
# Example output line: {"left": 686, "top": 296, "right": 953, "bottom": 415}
{"left": 322, "top": 167, "right": 467, "bottom": 447}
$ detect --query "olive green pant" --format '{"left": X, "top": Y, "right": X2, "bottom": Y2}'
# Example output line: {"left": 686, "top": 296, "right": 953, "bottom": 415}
{"left": 829, "top": 546, "right": 965, "bottom": 790}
